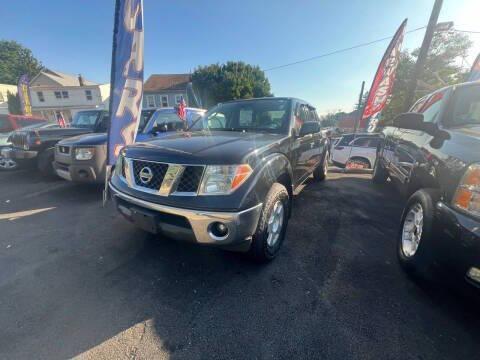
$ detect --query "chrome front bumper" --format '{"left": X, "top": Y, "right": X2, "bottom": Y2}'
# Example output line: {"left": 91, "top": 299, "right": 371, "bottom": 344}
{"left": 109, "top": 183, "right": 263, "bottom": 251}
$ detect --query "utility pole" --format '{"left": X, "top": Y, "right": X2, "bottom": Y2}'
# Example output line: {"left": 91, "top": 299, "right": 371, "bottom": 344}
{"left": 353, "top": 81, "right": 365, "bottom": 134}
{"left": 403, "top": 0, "right": 443, "bottom": 111}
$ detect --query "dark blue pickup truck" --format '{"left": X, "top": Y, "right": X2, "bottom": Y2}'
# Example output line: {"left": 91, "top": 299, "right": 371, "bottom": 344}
{"left": 109, "top": 97, "right": 330, "bottom": 262}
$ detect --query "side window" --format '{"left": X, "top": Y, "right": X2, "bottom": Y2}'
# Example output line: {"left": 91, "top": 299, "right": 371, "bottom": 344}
{"left": 146, "top": 95, "right": 155, "bottom": 108}
{"left": 310, "top": 109, "right": 319, "bottom": 123}
{"left": 338, "top": 135, "right": 354, "bottom": 146}
{"left": 239, "top": 109, "right": 253, "bottom": 127}
{"left": 207, "top": 112, "right": 226, "bottom": 129}
{"left": 410, "top": 96, "right": 428, "bottom": 113}
{"left": 97, "top": 114, "right": 110, "bottom": 131}
{"left": 351, "top": 137, "right": 371, "bottom": 147}
{"left": 419, "top": 91, "right": 445, "bottom": 123}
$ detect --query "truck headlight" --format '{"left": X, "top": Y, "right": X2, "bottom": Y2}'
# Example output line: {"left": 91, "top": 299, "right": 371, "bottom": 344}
{"left": 452, "top": 163, "right": 480, "bottom": 218}
{"left": 199, "top": 164, "right": 253, "bottom": 195}
{"left": 113, "top": 153, "right": 125, "bottom": 177}
{"left": 75, "top": 147, "right": 95, "bottom": 160}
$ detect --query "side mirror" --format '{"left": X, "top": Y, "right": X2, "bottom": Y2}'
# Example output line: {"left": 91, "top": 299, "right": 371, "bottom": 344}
{"left": 393, "top": 113, "right": 424, "bottom": 130}
{"left": 299, "top": 121, "right": 320, "bottom": 137}
{"left": 393, "top": 112, "right": 439, "bottom": 136}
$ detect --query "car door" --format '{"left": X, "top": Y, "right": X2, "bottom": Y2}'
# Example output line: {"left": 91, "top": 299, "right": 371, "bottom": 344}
{"left": 393, "top": 89, "right": 449, "bottom": 190}
{"left": 291, "top": 102, "right": 315, "bottom": 185}
{"left": 348, "top": 136, "right": 376, "bottom": 167}
{"left": 331, "top": 134, "right": 354, "bottom": 165}
{"left": 306, "top": 106, "right": 322, "bottom": 171}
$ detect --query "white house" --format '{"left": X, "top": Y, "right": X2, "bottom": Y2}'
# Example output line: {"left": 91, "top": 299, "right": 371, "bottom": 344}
{"left": 0, "top": 84, "right": 17, "bottom": 115}
{"left": 29, "top": 69, "right": 110, "bottom": 123}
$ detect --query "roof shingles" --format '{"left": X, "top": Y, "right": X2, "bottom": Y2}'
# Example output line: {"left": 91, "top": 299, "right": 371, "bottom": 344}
{"left": 144, "top": 74, "right": 191, "bottom": 92}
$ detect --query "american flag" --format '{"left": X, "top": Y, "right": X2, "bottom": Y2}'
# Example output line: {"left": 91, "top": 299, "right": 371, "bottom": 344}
{"left": 177, "top": 97, "right": 186, "bottom": 121}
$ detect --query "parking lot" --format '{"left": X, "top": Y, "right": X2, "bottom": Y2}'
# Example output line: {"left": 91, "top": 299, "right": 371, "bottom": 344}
{"left": 0, "top": 169, "right": 479, "bottom": 360}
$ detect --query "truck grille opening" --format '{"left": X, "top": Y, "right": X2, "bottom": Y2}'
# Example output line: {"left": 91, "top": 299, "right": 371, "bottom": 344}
{"left": 11, "top": 133, "right": 28, "bottom": 149}
{"left": 58, "top": 145, "right": 70, "bottom": 154}
{"left": 129, "top": 159, "right": 204, "bottom": 194}
{"left": 177, "top": 166, "right": 204, "bottom": 192}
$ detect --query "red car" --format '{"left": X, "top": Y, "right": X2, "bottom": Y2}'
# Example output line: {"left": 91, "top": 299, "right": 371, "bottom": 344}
{"left": 0, "top": 114, "right": 47, "bottom": 133}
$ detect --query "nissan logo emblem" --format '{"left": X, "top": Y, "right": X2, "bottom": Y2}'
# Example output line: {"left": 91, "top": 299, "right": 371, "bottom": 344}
{"left": 139, "top": 166, "right": 153, "bottom": 184}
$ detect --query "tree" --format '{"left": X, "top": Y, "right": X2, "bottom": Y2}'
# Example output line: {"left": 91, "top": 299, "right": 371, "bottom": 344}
{"left": 0, "top": 40, "right": 43, "bottom": 85}
{"left": 192, "top": 61, "right": 272, "bottom": 108}
{"left": 7, "top": 91, "right": 22, "bottom": 115}
{"left": 381, "top": 31, "right": 472, "bottom": 124}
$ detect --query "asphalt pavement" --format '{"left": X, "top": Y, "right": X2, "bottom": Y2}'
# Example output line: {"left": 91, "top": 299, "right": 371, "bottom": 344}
{"left": 0, "top": 168, "right": 479, "bottom": 359}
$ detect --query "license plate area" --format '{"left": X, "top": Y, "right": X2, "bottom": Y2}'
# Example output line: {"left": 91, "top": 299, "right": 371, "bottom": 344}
{"left": 130, "top": 208, "right": 158, "bottom": 233}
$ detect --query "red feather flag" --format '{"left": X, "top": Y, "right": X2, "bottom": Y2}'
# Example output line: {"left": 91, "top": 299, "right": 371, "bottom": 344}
{"left": 362, "top": 19, "right": 407, "bottom": 132}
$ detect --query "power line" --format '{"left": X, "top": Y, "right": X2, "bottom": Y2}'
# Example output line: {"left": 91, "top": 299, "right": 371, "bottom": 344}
{"left": 263, "top": 26, "right": 427, "bottom": 72}
{"left": 262, "top": 26, "right": 480, "bottom": 72}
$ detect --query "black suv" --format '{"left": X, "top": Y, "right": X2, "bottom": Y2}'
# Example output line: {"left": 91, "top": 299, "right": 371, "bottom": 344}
{"left": 373, "top": 82, "right": 480, "bottom": 288}
{"left": 109, "top": 98, "right": 329, "bottom": 262}
{"left": 6, "top": 110, "right": 109, "bottom": 176}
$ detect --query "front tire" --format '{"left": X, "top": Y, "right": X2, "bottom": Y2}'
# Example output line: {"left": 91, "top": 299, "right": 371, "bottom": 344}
{"left": 248, "top": 183, "right": 290, "bottom": 263}
{"left": 397, "top": 189, "right": 438, "bottom": 278}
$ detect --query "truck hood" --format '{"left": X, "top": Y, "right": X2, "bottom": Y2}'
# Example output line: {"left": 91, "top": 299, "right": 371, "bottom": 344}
{"left": 27, "top": 127, "right": 93, "bottom": 141}
{"left": 59, "top": 132, "right": 107, "bottom": 146}
{"left": 125, "top": 131, "right": 289, "bottom": 165}
{"left": 444, "top": 125, "right": 480, "bottom": 164}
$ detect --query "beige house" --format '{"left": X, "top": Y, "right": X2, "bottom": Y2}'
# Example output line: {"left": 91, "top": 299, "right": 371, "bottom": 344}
{"left": 0, "top": 84, "right": 17, "bottom": 115}
{"left": 29, "top": 69, "right": 110, "bottom": 123}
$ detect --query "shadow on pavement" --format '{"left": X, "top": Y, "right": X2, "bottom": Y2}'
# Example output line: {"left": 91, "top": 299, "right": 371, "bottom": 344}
{"left": 1, "top": 172, "right": 480, "bottom": 359}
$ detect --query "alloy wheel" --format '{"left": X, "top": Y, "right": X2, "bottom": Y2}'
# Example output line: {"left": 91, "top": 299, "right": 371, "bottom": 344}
{"left": 401, "top": 203, "right": 424, "bottom": 257}
{"left": 266, "top": 201, "right": 284, "bottom": 247}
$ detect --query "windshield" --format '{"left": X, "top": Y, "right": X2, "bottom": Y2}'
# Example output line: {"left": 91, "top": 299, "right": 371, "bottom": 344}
{"left": 189, "top": 99, "right": 291, "bottom": 134}
{"left": 449, "top": 85, "right": 480, "bottom": 126}
{"left": 143, "top": 109, "right": 205, "bottom": 134}
{"left": 71, "top": 111, "right": 101, "bottom": 128}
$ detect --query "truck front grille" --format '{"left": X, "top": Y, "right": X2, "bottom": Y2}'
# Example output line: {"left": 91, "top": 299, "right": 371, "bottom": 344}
{"left": 58, "top": 145, "right": 70, "bottom": 154}
{"left": 129, "top": 159, "right": 204, "bottom": 194}
{"left": 132, "top": 159, "right": 168, "bottom": 190}
{"left": 10, "top": 133, "right": 27, "bottom": 149}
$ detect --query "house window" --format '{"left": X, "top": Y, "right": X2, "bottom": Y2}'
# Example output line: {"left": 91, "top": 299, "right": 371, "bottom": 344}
{"left": 146, "top": 95, "right": 155, "bottom": 108}
{"left": 175, "top": 94, "right": 183, "bottom": 104}
{"left": 85, "top": 90, "right": 93, "bottom": 101}
{"left": 62, "top": 91, "right": 69, "bottom": 99}
{"left": 54, "top": 91, "right": 62, "bottom": 99}
{"left": 161, "top": 95, "right": 168, "bottom": 107}
{"left": 37, "top": 91, "right": 45, "bottom": 102}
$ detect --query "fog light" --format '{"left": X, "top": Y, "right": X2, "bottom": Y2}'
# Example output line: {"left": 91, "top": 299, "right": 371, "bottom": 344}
{"left": 209, "top": 222, "right": 229, "bottom": 240}
{"left": 467, "top": 267, "right": 480, "bottom": 283}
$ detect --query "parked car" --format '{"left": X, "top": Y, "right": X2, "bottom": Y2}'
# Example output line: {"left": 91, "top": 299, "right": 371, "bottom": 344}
{"left": 1, "top": 121, "right": 59, "bottom": 170}
{"left": 108, "top": 97, "right": 329, "bottom": 262}
{"left": 330, "top": 133, "right": 381, "bottom": 168}
{"left": 373, "top": 82, "right": 480, "bottom": 288}
{"left": 54, "top": 108, "right": 205, "bottom": 183}
{"left": 0, "top": 114, "right": 46, "bottom": 133}
{"left": 3, "top": 110, "right": 109, "bottom": 176}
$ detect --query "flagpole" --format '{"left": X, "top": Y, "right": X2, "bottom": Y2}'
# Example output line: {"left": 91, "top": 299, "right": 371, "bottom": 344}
{"left": 345, "top": 81, "right": 365, "bottom": 171}
{"left": 103, "top": 0, "right": 121, "bottom": 206}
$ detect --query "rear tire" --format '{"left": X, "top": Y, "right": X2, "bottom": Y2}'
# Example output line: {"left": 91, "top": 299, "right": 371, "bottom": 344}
{"left": 397, "top": 189, "right": 438, "bottom": 279}
{"left": 248, "top": 183, "right": 289, "bottom": 263}
{"left": 313, "top": 151, "right": 328, "bottom": 181}
{"left": 372, "top": 157, "right": 388, "bottom": 183}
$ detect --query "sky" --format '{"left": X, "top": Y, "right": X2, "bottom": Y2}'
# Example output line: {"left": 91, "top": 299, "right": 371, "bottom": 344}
{"left": 1, "top": 0, "right": 479, "bottom": 114}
